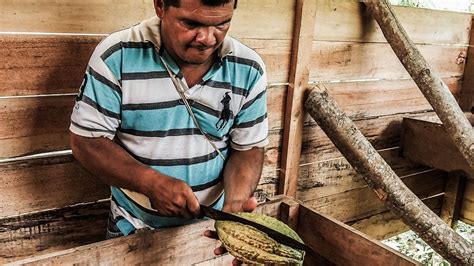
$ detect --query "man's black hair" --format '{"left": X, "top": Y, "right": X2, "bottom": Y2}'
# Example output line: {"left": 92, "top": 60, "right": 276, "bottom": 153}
{"left": 163, "top": 0, "right": 237, "bottom": 9}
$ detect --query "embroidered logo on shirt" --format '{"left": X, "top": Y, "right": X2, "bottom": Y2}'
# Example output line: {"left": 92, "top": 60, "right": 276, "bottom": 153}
{"left": 216, "top": 92, "right": 231, "bottom": 131}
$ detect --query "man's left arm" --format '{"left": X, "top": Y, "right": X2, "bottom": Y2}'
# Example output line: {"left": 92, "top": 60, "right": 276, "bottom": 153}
{"left": 222, "top": 147, "right": 264, "bottom": 213}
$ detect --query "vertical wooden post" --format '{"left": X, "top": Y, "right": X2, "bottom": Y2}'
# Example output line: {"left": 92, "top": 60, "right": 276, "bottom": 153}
{"left": 279, "top": 198, "right": 300, "bottom": 230}
{"left": 279, "top": 0, "right": 317, "bottom": 197}
{"left": 440, "top": 172, "right": 467, "bottom": 228}
{"left": 459, "top": 16, "right": 474, "bottom": 112}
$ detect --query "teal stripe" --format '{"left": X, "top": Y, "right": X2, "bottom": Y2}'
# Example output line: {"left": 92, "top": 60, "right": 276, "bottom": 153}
{"left": 122, "top": 48, "right": 167, "bottom": 73}
{"left": 150, "top": 149, "right": 228, "bottom": 186}
{"left": 103, "top": 51, "right": 122, "bottom": 81}
{"left": 121, "top": 106, "right": 233, "bottom": 135}
{"left": 226, "top": 60, "right": 263, "bottom": 94}
{"left": 122, "top": 105, "right": 192, "bottom": 131}
{"left": 235, "top": 96, "right": 267, "bottom": 124}
{"left": 111, "top": 187, "right": 224, "bottom": 228}
{"left": 83, "top": 72, "right": 121, "bottom": 114}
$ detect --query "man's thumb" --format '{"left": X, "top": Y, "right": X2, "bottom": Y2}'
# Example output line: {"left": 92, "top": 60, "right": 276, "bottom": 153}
{"left": 242, "top": 196, "right": 257, "bottom": 212}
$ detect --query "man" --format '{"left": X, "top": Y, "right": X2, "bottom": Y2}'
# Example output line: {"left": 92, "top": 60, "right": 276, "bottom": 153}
{"left": 70, "top": 0, "right": 268, "bottom": 242}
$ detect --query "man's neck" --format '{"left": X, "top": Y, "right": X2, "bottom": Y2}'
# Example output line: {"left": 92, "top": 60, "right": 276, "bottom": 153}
{"left": 170, "top": 51, "right": 217, "bottom": 88}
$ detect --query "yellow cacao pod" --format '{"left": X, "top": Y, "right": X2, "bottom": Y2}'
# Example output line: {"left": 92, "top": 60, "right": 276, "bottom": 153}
{"left": 215, "top": 212, "right": 305, "bottom": 265}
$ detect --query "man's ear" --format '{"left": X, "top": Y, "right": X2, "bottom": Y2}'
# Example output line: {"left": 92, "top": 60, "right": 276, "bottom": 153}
{"left": 154, "top": 0, "right": 164, "bottom": 18}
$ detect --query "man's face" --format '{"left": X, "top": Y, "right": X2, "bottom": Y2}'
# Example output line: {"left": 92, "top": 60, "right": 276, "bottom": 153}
{"left": 156, "top": 0, "right": 234, "bottom": 66}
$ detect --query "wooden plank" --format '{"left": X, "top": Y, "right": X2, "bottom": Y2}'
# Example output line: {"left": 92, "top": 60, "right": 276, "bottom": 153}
{"left": 300, "top": 112, "right": 442, "bottom": 164}
{"left": 0, "top": 34, "right": 99, "bottom": 96}
{"left": 401, "top": 118, "right": 474, "bottom": 177}
{"left": 310, "top": 42, "right": 467, "bottom": 82}
{"left": 299, "top": 170, "right": 447, "bottom": 223}
{"left": 7, "top": 199, "right": 283, "bottom": 265}
{"left": 0, "top": 0, "right": 155, "bottom": 34}
{"left": 279, "top": 0, "right": 317, "bottom": 197}
{"left": 0, "top": 85, "right": 285, "bottom": 158}
{"left": 320, "top": 78, "right": 462, "bottom": 120}
{"left": 0, "top": 155, "right": 109, "bottom": 218}
{"left": 297, "top": 204, "right": 418, "bottom": 265}
{"left": 440, "top": 172, "right": 467, "bottom": 227}
{"left": 0, "top": 96, "right": 74, "bottom": 158}
{"left": 1, "top": 0, "right": 295, "bottom": 40}
{"left": 313, "top": 0, "right": 472, "bottom": 45}
{"left": 0, "top": 201, "right": 110, "bottom": 264}
{"left": 350, "top": 195, "right": 443, "bottom": 240}
{"left": 459, "top": 17, "right": 474, "bottom": 111}
{"left": 229, "top": 0, "right": 295, "bottom": 40}
{"left": 460, "top": 179, "right": 474, "bottom": 225}
{"left": 298, "top": 148, "right": 433, "bottom": 197}
{"left": 0, "top": 35, "right": 290, "bottom": 97}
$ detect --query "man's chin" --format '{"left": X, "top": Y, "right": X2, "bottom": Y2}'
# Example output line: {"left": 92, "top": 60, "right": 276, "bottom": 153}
{"left": 181, "top": 51, "right": 215, "bottom": 65}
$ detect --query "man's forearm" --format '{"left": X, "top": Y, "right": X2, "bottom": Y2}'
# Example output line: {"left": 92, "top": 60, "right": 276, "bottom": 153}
{"left": 70, "top": 133, "right": 158, "bottom": 196}
{"left": 222, "top": 147, "right": 264, "bottom": 211}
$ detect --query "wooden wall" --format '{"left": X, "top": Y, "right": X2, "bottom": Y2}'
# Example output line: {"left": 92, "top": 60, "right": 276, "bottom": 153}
{"left": 0, "top": 0, "right": 472, "bottom": 263}
{"left": 293, "top": 0, "right": 473, "bottom": 240}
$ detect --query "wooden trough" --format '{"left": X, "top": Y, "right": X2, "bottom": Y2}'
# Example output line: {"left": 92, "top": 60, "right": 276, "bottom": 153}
{"left": 5, "top": 196, "right": 418, "bottom": 265}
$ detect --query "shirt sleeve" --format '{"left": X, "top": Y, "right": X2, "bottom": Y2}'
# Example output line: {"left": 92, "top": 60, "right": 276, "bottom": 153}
{"left": 69, "top": 37, "right": 123, "bottom": 140}
{"left": 230, "top": 64, "right": 269, "bottom": 151}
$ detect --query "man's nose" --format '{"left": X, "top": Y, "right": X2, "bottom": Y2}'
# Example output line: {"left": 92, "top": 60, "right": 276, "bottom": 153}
{"left": 195, "top": 27, "right": 217, "bottom": 47}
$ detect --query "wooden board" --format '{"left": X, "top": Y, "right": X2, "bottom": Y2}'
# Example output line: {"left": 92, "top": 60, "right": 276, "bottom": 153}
{"left": 401, "top": 118, "right": 474, "bottom": 177}
{"left": 0, "top": 201, "right": 110, "bottom": 264}
{"left": 300, "top": 112, "right": 443, "bottom": 163}
{"left": 6, "top": 198, "right": 283, "bottom": 265}
{"left": 298, "top": 148, "right": 434, "bottom": 197}
{"left": 0, "top": 34, "right": 99, "bottom": 96}
{"left": 298, "top": 170, "right": 446, "bottom": 223}
{"left": 320, "top": 78, "right": 462, "bottom": 120}
{"left": 0, "top": 85, "right": 285, "bottom": 158}
{"left": 350, "top": 195, "right": 443, "bottom": 240}
{"left": 0, "top": 0, "right": 155, "bottom": 34}
{"left": 0, "top": 0, "right": 295, "bottom": 40}
{"left": 313, "top": 0, "right": 472, "bottom": 45}
{"left": 6, "top": 197, "right": 413, "bottom": 265}
{"left": 279, "top": 0, "right": 318, "bottom": 197}
{"left": 0, "top": 35, "right": 290, "bottom": 97}
{"left": 0, "top": 96, "right": 74, "bottom": 158}
{"left": 310, "top": 42, "right": 467, "bottom": 82}
{"left": 0, "top": 155, "right": 109, "bottom": 218}
{"left": 461, "top": 180, "right": 474, "bottom": 225}
{"left": 459, "top": 17, "right": 474, "bottom": 111}
{"left": 297, "top": 204, "right": 418, "bottom": 265}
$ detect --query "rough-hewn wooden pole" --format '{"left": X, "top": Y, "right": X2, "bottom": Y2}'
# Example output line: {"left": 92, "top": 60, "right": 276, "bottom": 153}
{"left": 305, "top": 86, "right": 473, "bottom": 265}
{"left": 363, "top": 0, "right": 474, "bottom": 169}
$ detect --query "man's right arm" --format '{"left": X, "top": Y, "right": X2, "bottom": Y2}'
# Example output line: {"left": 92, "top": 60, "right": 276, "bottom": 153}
{"left": 70, "top": 133, "right": 200, "bottom": 218}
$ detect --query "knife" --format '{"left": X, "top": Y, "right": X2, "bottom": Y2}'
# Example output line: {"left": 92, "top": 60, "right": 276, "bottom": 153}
{"left": 200, "top": 204, "right": 312, "bottom": 253}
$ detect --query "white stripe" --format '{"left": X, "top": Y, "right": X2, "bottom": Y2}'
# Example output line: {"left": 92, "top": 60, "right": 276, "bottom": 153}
{"left": 122, "top": 79, "right": 179, "bottom": 104}
{"left": 70, "top": 101, "right": 120, "bottom": 136}
{"left": 110, "top": 199, "right": 153, "bottom": 230}
{"left": 117, "top": 132, "right": 227, "bottom": 160}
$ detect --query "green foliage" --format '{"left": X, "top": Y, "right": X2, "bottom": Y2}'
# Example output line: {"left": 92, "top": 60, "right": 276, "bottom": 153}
{"left": 382, "top": 221, "right": 473, "bottom": 265}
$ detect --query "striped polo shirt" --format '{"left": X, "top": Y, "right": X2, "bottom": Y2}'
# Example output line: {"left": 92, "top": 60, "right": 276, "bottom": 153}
{"left": 70, "top": 16, "right": 269, "bottom": 234}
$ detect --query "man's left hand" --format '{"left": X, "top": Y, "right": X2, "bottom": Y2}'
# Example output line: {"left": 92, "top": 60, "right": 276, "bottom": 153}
{"left": 203, "top": 196, "right": 258, "bottom": 265}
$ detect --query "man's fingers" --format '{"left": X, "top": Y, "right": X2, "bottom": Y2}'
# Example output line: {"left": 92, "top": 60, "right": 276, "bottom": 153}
{"left": 203, "top": 230, "right": 218, "bottom": 239}
{"left": 232, "top": 258, "right": 243, "bottom": 265}
{"left": 214, "top": 246, "right": 227, "bottom": 255}
{"left": 242, "top": 196, "right": 257, "bottom": 212}
{"left": 186, "top": 192, "right": 201, "bottom": 217}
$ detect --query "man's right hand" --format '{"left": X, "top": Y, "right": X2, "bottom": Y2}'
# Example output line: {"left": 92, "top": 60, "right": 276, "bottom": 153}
{"left": 145, "top": 175, "right": 201, "bottom": 219}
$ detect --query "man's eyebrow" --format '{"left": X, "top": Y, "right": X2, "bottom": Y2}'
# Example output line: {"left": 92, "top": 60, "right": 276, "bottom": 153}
{"left": 181, "top": 18, "right": 232, "bottom": 27}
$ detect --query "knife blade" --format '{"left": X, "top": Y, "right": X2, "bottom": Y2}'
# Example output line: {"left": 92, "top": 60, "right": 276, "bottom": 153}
{"left": 200, "top": 204, "right": 311, "bottom": 253}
